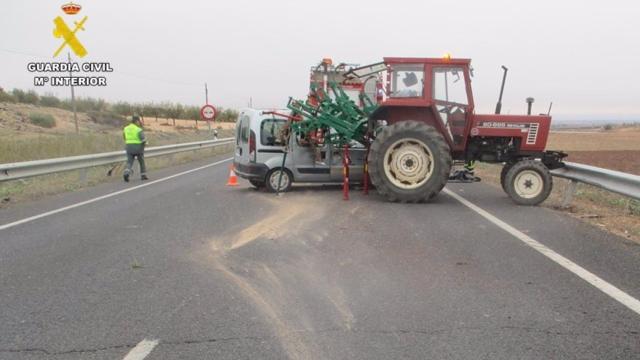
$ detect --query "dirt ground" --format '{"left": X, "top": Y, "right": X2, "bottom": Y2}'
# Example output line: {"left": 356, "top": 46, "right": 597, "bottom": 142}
{"left": 565, "top": 151, "right": 640, "bottom": 175}
{"left": 548, "top": 127, "right": 640, "bottom": 175}
{"left": 142, "top": 116, "right": 236, "bottom": 132}
{"left": 0, "top": 102, "right": 235, "bottom": 137}
{"left": 548, "top": 127, "right": 640, "bottom": 151}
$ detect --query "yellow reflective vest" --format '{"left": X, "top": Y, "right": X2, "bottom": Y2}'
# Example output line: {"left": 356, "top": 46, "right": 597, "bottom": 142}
{"left": 123, "top": 123, "right": 143, "bottom": 144}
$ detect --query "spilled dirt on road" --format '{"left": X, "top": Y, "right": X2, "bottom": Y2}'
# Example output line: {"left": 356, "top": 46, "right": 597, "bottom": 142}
{"left": 210, "top": 194, "right": 322, "bottom": 252}
{"left": 203, "top": 191, "right": 377, "bottom": 359}
{"left": 213, "top": 261, "right": 316, "bottom": 360}
{"left": 207, "top": 192, "right": 334, "bottom": 359}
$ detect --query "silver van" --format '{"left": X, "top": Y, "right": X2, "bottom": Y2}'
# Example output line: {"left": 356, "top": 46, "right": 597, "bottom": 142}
{"left": 233, "top": 108, "right": 366, "bottom": 192}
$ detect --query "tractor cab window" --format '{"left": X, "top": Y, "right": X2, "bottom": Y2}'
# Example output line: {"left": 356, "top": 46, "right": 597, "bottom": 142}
{"left": 433, "top": 67, "right": 468, "bottom": 146}
{"left": 433, "top": 67, "right": 468, "bottom": 105}
{"left": 260, "top": 118, "right": 287, "bottom": 146}
{"left": 389, "top": 64, "right": 424, "bottom": 98}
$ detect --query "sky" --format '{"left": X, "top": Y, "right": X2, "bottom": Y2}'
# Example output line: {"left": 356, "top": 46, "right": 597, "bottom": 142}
{"left": 1, "top": 0, "right": 639, "bottom": 121}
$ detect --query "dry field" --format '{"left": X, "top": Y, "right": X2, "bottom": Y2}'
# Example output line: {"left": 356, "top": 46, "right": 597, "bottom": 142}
{"left": 0, "top": 102, "right": 235, "bottom": 141}
{"left": 0, "top": 102, "right": 235, "bottom": 205}
{"left": 477, "top": 125, "right": 640, "bottom": 243}
{"left": 548, "top": 127, "right": 640, "bottom": 175}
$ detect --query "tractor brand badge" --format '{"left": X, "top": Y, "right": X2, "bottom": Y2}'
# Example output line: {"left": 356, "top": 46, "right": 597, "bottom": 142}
{"left": 479, "top": 121, "right": 530, "bottom": 129}
{"left": 53, "top": 2, "right": 88, "bottom": 58}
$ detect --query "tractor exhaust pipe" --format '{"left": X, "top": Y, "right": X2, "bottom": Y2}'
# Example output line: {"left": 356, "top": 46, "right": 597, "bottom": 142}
{"left": 495, "top": 65, "right": 508, "bottom": 114}
{"left": 526, "top": 97, "right": 535, "bottom": 115}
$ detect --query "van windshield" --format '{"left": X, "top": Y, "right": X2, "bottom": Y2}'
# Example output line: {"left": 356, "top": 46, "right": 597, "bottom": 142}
{"left": 261, "top": 118, "right": 287, "bottom": 146}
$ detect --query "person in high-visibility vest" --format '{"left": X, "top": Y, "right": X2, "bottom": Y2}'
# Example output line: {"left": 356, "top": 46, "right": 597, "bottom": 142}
{"left": 122, "top": 115, "right": 148, "bottom": 182}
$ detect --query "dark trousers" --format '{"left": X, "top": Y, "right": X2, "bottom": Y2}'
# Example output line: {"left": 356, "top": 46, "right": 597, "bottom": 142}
{"left": 125, "top": 144, "right": 146, "bottom": 175}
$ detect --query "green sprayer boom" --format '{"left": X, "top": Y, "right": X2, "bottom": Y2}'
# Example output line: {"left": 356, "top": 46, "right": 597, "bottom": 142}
{"left": 286, "top": 82, "right": 377, "bottom": 146}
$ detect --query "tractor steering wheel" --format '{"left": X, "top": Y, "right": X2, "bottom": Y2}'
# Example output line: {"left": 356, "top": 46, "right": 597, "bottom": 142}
{"left": 438, "top": 104, "right": 457, "bottom": 114}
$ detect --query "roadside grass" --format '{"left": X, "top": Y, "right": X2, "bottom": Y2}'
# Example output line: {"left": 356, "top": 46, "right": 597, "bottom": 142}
{"left": 0, "top": 129, "right": 231, "bottom": 163}
{"left": 0, "top": 133, "right": 121, "bottom": 163}
{"left": 28, "top": 113, "right": 56, "bottom": 128}
{"left": 476, "top": 163, "right": 640, "bottom": 243}
{"left": 0, "top": 130, "right": 234, "bottom": 206}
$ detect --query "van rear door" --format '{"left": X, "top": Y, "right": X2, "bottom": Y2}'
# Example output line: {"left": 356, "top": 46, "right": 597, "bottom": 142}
{"left": 235, "top": 113, "right": 251, "bottom": 165}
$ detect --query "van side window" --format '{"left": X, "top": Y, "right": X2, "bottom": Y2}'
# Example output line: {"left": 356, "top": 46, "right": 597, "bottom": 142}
{"left": 296, "top": 132, "right": 311, "bottom": 147}
{"left": 240, "top": 115, "right": 250, "bottom": 143}
{"left": 236, "top": 120, "right": 242, "bottom": 145}
{"left": 261, "top": 119, "right": 287, "bottom": 146}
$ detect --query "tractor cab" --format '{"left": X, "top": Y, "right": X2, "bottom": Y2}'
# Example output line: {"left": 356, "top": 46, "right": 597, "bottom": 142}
{"left": 374, "top": 57, "right": 475, "bottom": 154}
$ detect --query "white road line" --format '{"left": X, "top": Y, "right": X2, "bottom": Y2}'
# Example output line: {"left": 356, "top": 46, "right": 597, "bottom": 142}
{"left": 123, "top": 339, "right": 159, "bottom": 360}
{"left": 0, "top": 157, "right": 233, "bottom": 231}
{"left": 443, "top": 187, "right": 640, "bottom": 316}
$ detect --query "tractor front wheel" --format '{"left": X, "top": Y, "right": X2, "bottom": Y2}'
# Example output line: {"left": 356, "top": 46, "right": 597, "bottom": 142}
{"left": 500, "top": 162, "right": 516, "bottom": 191}
{"left": 369, "top": 121, "right": 452, "bottom": 203}
{"left": 504, "top": 160, "right": 553, "bottom": 206}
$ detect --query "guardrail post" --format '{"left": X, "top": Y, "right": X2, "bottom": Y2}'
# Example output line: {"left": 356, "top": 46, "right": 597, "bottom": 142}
{"left": 561, "top": 180, "right": 578, "bottom": 208}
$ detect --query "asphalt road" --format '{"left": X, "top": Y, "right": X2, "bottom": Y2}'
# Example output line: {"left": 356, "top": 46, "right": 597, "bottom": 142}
{"left": 1, "top": 154, "right": 639, "bottom": 359}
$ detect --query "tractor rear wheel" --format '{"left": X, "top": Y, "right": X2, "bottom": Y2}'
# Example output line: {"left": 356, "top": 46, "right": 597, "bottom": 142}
{"left": 504, "top": 160, "right": 553, "bottom": 206}
{"left": 369, "top": 121, "right": 452, "bottom": 203}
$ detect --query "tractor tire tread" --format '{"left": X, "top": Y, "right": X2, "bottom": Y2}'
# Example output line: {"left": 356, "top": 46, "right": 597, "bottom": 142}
{"left": 504, "top": 159, "right": 553, "bottom": 206}
{"left": 369, "top": 121, "right": 451, "bottom": 203}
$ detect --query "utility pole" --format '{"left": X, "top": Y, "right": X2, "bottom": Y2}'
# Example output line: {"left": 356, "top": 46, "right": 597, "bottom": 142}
{"left": 68, "top": 52, "right": 78, "bottom": 133}
{"left": 205, "top": 83, "right": 211, "bottom": 133}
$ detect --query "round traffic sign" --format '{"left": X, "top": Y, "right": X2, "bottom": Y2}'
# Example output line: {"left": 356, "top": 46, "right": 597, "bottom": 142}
{"left": 200, "top": 104, "right": 217, "bottom": 121}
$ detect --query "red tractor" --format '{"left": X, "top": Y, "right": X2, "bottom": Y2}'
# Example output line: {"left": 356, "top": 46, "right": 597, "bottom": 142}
{"left": 346, "top": 56, "right": 566, "bottom": 205}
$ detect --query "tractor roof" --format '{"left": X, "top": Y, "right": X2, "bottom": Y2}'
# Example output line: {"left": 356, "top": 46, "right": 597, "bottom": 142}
{"left": 384, "top": 57, "right": 471, "bottom": 66}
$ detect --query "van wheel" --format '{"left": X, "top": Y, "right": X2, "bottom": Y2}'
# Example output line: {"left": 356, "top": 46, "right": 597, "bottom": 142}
{"left": 249, "top": 180, "right": 264, "bottom": 189}
{"left": 504, "top": 160, "right": 553, "bottom": 206}
{"left": 265, "top": 168, "right": 292, "bottom": 193}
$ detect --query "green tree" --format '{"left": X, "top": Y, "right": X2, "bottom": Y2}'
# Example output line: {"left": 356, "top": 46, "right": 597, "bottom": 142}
{"left": 11, "top": 89, "right": 26, "bottom": 103}
{"left": 146, "top": 103, "right": 160, "bottom": 122}
{"left": 112, "top": 101, "right": 133, "bottom": 118}
{"left": 40, "top": 94, "right": 61, "bottom": 107}
{"left": 0, "top": 88, "right": 17, "bottom": 103}
{"left": 23, "top": 90, "right": 40, "bottom": 105}
{"left": 185, "top": 106, "right": 200, "bottom": 121}
{"left": 218, "top": 108, "right": 239, "bottom": 122}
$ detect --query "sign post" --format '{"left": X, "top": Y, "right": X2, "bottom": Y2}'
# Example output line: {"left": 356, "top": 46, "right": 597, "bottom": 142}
{"left": 200, "top": 104, "right": 217, "bottom": 133}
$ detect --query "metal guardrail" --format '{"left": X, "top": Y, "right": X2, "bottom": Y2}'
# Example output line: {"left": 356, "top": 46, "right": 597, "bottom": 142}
{"left": 551, "top": 162, "right": 640, "bottom": 206}
{"left": 0, "top": 138, "right": 234, "bottom": 182}
{"left": 2, "top": 142, "right": 638, "bottom": 207}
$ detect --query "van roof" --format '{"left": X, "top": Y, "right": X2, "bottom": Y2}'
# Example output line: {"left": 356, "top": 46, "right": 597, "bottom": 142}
{"left": 239, "top": 108, "right": 291, "bottom": 118}
{"left": 239, "top": 108, "right": 289, "bottom": 113}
